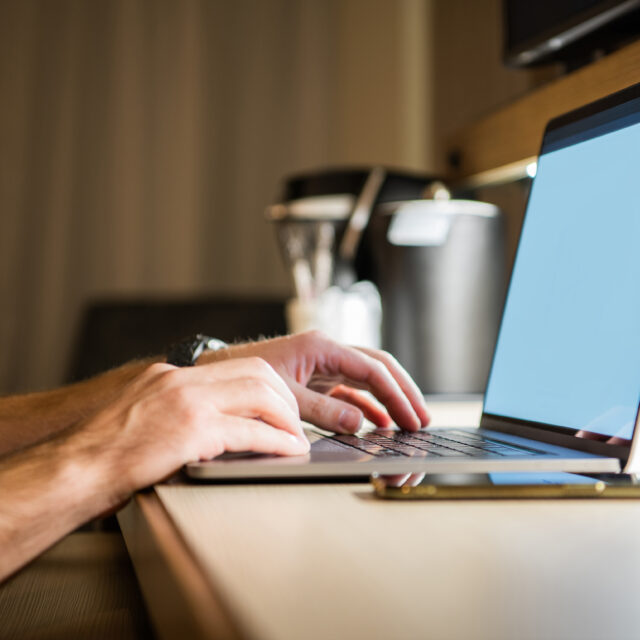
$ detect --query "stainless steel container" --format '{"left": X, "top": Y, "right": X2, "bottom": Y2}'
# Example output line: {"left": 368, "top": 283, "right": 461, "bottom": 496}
{"left": 370, "top": 199, "right": 506, "bottom": 394}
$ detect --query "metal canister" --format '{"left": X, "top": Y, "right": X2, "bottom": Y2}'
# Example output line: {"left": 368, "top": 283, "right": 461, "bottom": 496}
{"left": 369, "top": 198, "right": 506, "bottom": 394}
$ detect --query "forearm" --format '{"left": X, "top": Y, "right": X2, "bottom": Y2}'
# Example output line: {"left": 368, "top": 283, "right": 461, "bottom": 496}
{"left": 0, "top": 428, "right": 124, "bottom": 582}
{"left": 0, "top": 358, "right": 159, "bottom": 456}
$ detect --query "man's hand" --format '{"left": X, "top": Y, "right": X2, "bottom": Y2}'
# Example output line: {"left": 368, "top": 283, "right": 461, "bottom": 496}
{"left": 200, "top": 331, "right": 429, "bottom": 434}
{"left": 0, "top": 357, "right": 308, "bottom": 581}
{"left": 80, "top": 358, "right": 309, "bottom": 498}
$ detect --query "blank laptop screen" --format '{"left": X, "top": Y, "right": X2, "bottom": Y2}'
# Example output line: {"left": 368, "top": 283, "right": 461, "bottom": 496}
{"left": 484, "top": 93, "right": 640, "bottom": 440}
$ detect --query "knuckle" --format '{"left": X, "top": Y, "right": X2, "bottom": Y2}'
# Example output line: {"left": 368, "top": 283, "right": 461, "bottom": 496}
{"left": 157, "top": 366, "right": 183, "bottom": 386}
{"left": 246, "top": 356, "right": 272, "bottom": 374}
{"left": 145, "top": 361, "right": 174, "bottom": 378}
{"left": 377, "top": 350, "right": 398, "bottom": 368}
{"left": 167, "top": 382, "right": 194, "bottom": 409}
{"left": 303, "top": 329, "right": 328, "bottom": 347}
{"left": 245, "top": 377, "right": 275, "bottom": 400}
{"left": 179, "top": 404, "right": 199, "bottom": 425}
{"left": 307, "top": 391, "right": 328, "bottom": 418}
{"left": 371, "top": 359, "right": 388, "bottom": 376}
{"left": 158, "top": 379, "right": 201, "bottom": 420}
{"left": 367, "top": 359, "right": 391, "bottom": 384}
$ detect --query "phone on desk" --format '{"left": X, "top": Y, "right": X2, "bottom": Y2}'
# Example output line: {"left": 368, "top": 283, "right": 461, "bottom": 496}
{"left": 371, "top": 471, "right": 640, "bottom": 500}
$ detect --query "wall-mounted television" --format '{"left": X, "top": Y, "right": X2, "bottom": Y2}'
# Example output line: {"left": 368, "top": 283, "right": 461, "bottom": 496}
{"left": 504, "top": 0, "right": 640, "bottom": 68}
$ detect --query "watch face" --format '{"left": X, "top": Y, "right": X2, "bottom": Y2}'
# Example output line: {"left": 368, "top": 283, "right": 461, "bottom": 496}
{"left": 167, "top": 335, "right": 206, "bottom": 367}
{"left": 166, "top": 334, "right": 224, "bottom": 367}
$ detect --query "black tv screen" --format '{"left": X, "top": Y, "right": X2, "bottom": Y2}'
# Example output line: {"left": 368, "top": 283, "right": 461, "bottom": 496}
{"left": 504, "top": 0, "right": 640, "bottom": 67}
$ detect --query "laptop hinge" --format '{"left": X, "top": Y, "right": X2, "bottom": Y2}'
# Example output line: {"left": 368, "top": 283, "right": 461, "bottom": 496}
{"left": 621, "top": 408, "right": 640, "bottom": 474}
{"left": 480, "top": 414, "right": 630, "bottom": 465}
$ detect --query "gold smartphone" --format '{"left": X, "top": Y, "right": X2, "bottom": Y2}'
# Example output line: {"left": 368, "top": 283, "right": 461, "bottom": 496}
{"left": 371, "top": 472, "right": 640, "bottom": 500}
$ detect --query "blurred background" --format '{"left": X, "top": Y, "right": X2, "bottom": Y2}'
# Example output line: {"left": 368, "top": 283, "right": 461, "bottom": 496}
{"left": 0, "top": 0, "right": 558, "bottom": 394}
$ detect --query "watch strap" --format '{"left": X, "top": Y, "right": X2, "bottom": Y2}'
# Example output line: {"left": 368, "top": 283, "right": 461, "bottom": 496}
{"left": 166, "top": 334, "right": 227, "bottom": 367}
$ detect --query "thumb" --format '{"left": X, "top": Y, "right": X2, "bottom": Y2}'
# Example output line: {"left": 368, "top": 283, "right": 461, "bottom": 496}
{"left": 293, "top": 384, "right": 363, "bottom": 434}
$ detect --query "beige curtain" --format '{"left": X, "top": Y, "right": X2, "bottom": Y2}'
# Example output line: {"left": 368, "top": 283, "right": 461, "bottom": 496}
{"left": 0, "top": 0, "right": 433, "bottom": 393}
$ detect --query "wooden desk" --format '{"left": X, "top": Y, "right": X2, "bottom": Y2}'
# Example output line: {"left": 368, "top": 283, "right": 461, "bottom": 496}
{"left": 119, "top": 401, "right": 640, "bottom": 640}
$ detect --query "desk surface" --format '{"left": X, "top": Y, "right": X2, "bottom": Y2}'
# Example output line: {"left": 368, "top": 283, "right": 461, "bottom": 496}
{"left": 119, "top": 400, "right": 640, "bottom": 640}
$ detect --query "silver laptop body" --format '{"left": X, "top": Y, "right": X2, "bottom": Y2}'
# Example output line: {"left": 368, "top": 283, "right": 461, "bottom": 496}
{"left": 187, "top": 83, "right": 640, "bottom": 480}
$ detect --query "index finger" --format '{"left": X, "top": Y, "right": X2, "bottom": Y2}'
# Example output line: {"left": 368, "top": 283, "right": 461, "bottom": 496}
{"left": 193, "top": 357, "right": 299, "bottom": 417}
{"left": 315, "top": 343, "right": 427, "bottom": 430}
{"left": 356, "top": 347, "right": 430, "bottom": 427}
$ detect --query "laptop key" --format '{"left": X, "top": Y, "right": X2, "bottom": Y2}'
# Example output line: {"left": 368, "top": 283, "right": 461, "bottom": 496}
{"left": 332, "top": 431, "right": 535, "bottom": 459}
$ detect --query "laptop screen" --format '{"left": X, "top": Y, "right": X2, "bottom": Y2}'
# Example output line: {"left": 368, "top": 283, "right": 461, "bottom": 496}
{"left": 483, "top": 88, "right": 640, "bottom": 441}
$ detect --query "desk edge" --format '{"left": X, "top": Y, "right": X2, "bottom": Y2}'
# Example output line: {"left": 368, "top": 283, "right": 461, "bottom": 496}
{"left": 118, "top": 490, "right": 245, "bottom": 640}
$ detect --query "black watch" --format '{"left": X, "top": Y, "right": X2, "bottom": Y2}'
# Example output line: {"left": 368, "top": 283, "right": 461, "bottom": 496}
{"left": 166, "top": 334, "right": 228, "bottom": 367}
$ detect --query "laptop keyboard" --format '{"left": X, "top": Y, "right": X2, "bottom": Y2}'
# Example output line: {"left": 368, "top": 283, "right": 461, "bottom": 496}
{"left": 331, "top": 430, "right": 547, "bottom": 458}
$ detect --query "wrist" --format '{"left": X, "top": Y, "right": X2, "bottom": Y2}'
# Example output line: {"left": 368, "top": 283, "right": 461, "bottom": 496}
{"left": 167, "top": 335, "right": 228, "bottom": 367}
{"left": 196, "top": 342, "right": 239, "bottom": 365}
{"left": 58, "top": 422, "right": 133, "bottom": 513}
{"left": 60, "top": 429, "right": 131, "bottom": 514}
{"left": 0, "top": 430, "right": 128, "bottom": 579}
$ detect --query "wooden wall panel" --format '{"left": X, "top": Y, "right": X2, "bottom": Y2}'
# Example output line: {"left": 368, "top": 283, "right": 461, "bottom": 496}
{"left": 448, "top": 39, "right": 640, "bottom": 181}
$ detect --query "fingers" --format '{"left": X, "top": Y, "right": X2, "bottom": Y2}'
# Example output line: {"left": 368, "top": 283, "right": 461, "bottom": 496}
{"left": 188, "top": 414, "right": 309, "bottom": 460}
{"left": 329, "top": 385, "right": 393, "bottom": 429}
{"left": 356, "top": 347, "right": 430, "bottom": 428}
{"left": 406, "top": 472, "right": 426, "bottom": 487}
{"left": 196, "top": 332, "right": 429, "bottom": 433}
{"left": 144, "top": 358, "right": 306, "bottom": 455}
{"left": 310, "top": 341, "right": 425, "bottom": 431}
{"left": 216, "top": 415, "right": 310, "bottom": 457}
{"left": 206, "top": 377, "right": 304, "bottom": 440}
{"left": 185, "top": 357, "right": 299, "bottom": 418}
{"left": 381, "top": 473, "right": 426, "bottom": 488}
{"left": 294, "top": 384, "right": 365, "bottom": 434}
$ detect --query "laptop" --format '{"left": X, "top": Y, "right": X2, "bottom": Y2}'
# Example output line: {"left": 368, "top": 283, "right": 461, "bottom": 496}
{"left": 186, "top": 82, "right": 640, "bottom": 480}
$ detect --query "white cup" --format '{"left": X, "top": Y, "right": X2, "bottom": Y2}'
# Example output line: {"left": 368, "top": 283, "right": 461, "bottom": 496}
{"left": 286, "top": 281, "right": 381, "bottom": 349}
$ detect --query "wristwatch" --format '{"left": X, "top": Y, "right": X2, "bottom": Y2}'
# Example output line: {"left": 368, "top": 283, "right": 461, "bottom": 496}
{"left": 166, "top": 334, "right": 228, "bottom": 367}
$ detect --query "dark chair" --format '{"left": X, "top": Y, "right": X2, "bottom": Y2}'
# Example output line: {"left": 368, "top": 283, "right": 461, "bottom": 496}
{"left": 66, "top": 296, "right": 287, "bottom": 383}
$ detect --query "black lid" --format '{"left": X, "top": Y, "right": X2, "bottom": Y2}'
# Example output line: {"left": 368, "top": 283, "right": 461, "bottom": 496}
{"left": 281, "top": 167, "right": 437, "bottom": 205}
